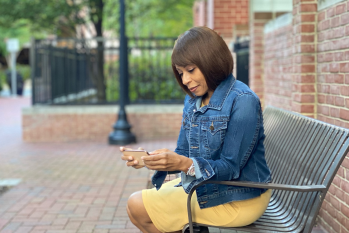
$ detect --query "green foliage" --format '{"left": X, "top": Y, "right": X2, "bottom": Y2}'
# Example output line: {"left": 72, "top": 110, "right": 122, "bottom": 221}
{"left": 0, "top": 69, "right": 5, "bottom": 91}
{"left": 0, "top": 0, "right": 195, "bottom": 50}
{"left": 128, "top": 52, "right": 183, "bottom": 102}
{"left": 0, "top": 0, "right": 194, "bottom": 101}
{"left": 105, "top": 61, "right": 119, "bottom": 101}
{"left": 0, "top": 0, "right": 83, "bottom": 37}
{"left": 0, "top": 65, "right": 30, "bottom": 91}
{"left": 0, "top": 0, "right": 195, "bottom": 38}
{"left": 105, "top": 52, "right": 185, "bottom": 103}
{"left": 16, "top": 65, "right": 31, "bottom": 81}
{"left": 0, "top": 19, "right": 45, "bottom": 58}
{"left": 104, "top": 0, "right": 196, "bottom": 37}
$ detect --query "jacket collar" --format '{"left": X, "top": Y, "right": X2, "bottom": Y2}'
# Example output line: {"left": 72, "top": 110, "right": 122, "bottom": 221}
{"left": 188, "top": 74, "right": 235, "bottom": 111}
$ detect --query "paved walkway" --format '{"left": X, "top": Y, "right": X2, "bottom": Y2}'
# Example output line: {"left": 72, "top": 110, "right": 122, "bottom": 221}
{"left": 0, "top": 97, "right": 177, "bottom": 233}
{"left": 0, "top": 97, "right": 326, "bottom": 233}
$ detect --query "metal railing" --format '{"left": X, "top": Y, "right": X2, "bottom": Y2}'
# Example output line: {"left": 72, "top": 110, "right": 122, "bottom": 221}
{"left": 31, "top": 37, "right": 184, "bottom": 105}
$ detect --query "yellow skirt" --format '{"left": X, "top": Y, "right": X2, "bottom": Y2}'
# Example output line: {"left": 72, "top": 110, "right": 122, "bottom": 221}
{"left": 142, "top": 178, "right": 272, "bottom": 233}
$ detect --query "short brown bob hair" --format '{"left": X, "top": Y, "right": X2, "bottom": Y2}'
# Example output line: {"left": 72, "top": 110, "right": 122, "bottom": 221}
{"left": 171, "top": 26, "right": 234, "bottom": 97}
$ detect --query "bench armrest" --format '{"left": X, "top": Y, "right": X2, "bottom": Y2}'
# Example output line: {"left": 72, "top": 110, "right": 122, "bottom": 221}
{"left": 202, "top": 180, "right": 326, "bottom": 192}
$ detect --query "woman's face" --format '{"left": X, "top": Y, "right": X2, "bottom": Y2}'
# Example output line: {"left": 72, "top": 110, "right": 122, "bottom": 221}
{"left": 175, "top": 64, "right": 213, "bottom": 98}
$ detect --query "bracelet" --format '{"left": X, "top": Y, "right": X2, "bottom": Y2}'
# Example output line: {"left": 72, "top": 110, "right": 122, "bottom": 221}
{"left": 186, "top": 162, "right": 195, "bottom": 176}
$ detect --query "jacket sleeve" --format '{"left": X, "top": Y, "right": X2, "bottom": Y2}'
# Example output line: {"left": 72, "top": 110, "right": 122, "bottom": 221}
{"left": 174, "top": 95, "right": 190, "bottom": 157}
{"left": 182, "top": 93, "right": 263, "bottom": 193}
{"left": 152, "top": 95, "right": 190, "bottom": 190}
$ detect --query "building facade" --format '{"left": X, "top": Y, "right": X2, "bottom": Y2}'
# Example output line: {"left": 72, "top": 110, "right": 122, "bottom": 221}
{"left": 194, "top": 0, "right": 349, "bottom": 231}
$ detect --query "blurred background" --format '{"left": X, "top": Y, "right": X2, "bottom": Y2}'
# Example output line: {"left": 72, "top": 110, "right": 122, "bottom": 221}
{"left": 0, "top": 0, "right": 195, "bottom": 102}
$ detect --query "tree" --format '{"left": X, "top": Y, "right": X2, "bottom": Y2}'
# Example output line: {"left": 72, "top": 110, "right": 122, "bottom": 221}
{"left": 0, "top": 0, "right": 107, "bottom": 101}
{"left": 104, "top": 0, "right": 196, "bottom": 37}
{"left": 0, "top": 20, "right": 36, "bottom": 66}
{"left": 0, "top": 0, "right": 83, "bottom": 37}
{"left": 0, "top": 0, "right": 195, "bottom": 101}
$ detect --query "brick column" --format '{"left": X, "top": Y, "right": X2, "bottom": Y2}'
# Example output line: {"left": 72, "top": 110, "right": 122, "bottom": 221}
{"left": 291, "top": 0, "right": 317, "bottom": 118}
{"left": 249, "top": 13, "right": 273, "bottom": 106}
{"left": 193, "top": 1, "right": 206, "bottom": 27}
{"left": 214, "top": 0, "right": 249, "bottom": 42}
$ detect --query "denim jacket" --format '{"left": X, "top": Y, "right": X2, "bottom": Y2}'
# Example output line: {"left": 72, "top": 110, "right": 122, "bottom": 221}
{"left": 151, "top": 74, "right": 271, "bottom": 209}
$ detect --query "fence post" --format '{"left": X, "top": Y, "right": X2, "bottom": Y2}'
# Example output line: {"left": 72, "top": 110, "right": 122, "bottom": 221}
{"left": 108, "top": 0, "right": 136, "bottom": 145}
{"left": 48, "top": 43, "right": 54, "bottom": 102}
{"left": 30, "top": 37, "right": 36, "bottom": 104}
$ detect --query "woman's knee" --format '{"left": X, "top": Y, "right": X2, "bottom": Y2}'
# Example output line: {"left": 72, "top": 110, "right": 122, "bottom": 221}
{"left": 127, "top": 191, "right": 144, "bottom": 218}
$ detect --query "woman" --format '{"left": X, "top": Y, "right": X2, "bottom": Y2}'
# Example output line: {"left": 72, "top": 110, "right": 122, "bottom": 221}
{"left": 121, "top": 26, "right": 271, "bottom": 233}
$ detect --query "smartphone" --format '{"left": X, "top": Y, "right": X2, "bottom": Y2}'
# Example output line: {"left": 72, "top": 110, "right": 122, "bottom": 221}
{"left": 123, "top": 150, "right": 149, "bottom": 166}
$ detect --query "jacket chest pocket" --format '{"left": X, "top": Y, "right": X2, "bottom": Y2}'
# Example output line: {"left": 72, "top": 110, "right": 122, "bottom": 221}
{"left": 201, "top": 121, "right": 228, "bottom": 151}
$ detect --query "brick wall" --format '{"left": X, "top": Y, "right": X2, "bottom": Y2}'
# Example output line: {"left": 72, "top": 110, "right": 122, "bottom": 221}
{"left": 262, "top": 0, "right": 349, "bottom": 232}
{"left": 316, "top": 1, "right": 349, "bottom": 232}
{"left": 193, "top": 1, "right": 206, "bottom": 27}
{"left": 263, "top": 22, "right": 293, "bottom": 110}
{"left": 22, "top": 106, "right": 182, "bottom": 143}
{"left": 292, "top": 0, "right": 317, "bottom": 118}
{"left": 193, "top": 0, "right": 249, "bottom": 41}
{"left": 250, "top": 13, "right": 273, "bottom": 106}
{"left": 214, "top": 0, "right": 249, "bottom": 40}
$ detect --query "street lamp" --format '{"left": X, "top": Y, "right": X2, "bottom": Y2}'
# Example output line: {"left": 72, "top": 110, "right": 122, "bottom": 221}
{"left": 108, "top": 0, "right": 136, "bottom": 145}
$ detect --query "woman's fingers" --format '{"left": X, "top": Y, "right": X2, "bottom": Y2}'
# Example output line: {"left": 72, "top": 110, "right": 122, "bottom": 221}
{"left": 148, "top": 148, "right": 169, "bottom": 155}
{"left": 142, "top": 153, "right": 164, "bottom": 162}
{"left": 120, "top": 146, "right": 146, "bottom": 170}
{"left": 126, "top": 159, "right": 139, "bottom": 166}
{"left": 120, "top": 146, "right": 134, "bottom": 152}
{"left": 143, "top": 154, "right": 168, "bottom": 168}
{"left": 125, "top": 160, "right": 144, "bottom": 169}
{"left": 121, "top": 155, "right": 134, "bottom": 161}
{"left": 120, "top": 146, "right": 145, "bottom": 151}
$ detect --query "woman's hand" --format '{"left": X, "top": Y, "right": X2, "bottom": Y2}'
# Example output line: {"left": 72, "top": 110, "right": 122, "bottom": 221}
{"left": 120, "top": 146, "right": 145, "bottom": 169}
{"left": 142, "top": 148, "right": 192, "bottom": 172}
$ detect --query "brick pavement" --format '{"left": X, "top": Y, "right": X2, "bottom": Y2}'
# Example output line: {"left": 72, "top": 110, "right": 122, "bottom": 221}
{"left": 0, "top": 97, "right": 178, "bottom": 233}
{"left": 0, "top": 97, "right": 326, "bottom": 233}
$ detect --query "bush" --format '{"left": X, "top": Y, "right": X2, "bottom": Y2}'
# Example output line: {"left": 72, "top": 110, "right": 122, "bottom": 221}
{"left": 16, "top": 65, "right": 31, "bottom": 81}
{"left": 0, "top": 65, "right": 30, "bottom": 92}
{"left": 105, "top": 61, "right": 119, "bottom": 102}
{"left": 105, "top": 51, "right": 184, "bottom": 103}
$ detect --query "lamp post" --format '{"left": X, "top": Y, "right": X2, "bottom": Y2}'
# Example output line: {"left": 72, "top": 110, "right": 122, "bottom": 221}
{"left": 108, "top": 0, "right": 136, "bottom": 145}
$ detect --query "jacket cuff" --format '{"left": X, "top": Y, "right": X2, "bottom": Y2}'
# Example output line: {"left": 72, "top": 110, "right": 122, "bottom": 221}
{"left": 181, "top": 157, "right": 215, "bottom": 194}
{"left": 192, "top": 157, "right": 215, "bottom": 180}
{"left": 181, "top": 158, "right": 203, "bottom": 190}
{"left": 151, "top": 170, "right": 168, "bottom": 190}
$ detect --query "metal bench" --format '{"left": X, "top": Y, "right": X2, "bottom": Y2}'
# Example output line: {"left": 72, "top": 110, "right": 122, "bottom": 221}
{"left": 183, "top": 105, "right": 349, "bottom": 233}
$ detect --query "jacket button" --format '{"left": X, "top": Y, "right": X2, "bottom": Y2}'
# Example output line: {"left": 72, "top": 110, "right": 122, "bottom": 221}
{"left": 210, "top": 122, "right": 214, "bottom": 130}
{"left": 154, "top": 184, "right": 157, "bottom": 187}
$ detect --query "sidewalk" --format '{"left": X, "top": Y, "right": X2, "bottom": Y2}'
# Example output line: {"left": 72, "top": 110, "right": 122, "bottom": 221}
{"left": 0, "top": 97, "right": 177, "bottom": 233}
{"left": 0, "top": 97, "right": 326, "bottom": 233}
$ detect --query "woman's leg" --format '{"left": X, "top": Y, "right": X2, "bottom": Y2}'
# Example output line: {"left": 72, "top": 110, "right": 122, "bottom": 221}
{"left": 127, "top": 191, "right": 162, "bottom": 233}
{"left": 127, "top": 191, "right": 182, "bottom": 233}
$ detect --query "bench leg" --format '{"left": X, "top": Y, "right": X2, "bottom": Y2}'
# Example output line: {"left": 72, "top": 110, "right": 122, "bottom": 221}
{"left": 182, "top": 224, "right": 210, "bottom": 233}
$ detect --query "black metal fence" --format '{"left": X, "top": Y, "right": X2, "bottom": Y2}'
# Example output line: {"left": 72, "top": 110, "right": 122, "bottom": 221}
{"left": 31, "top": 37, "right": 184, "bottom": 105}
